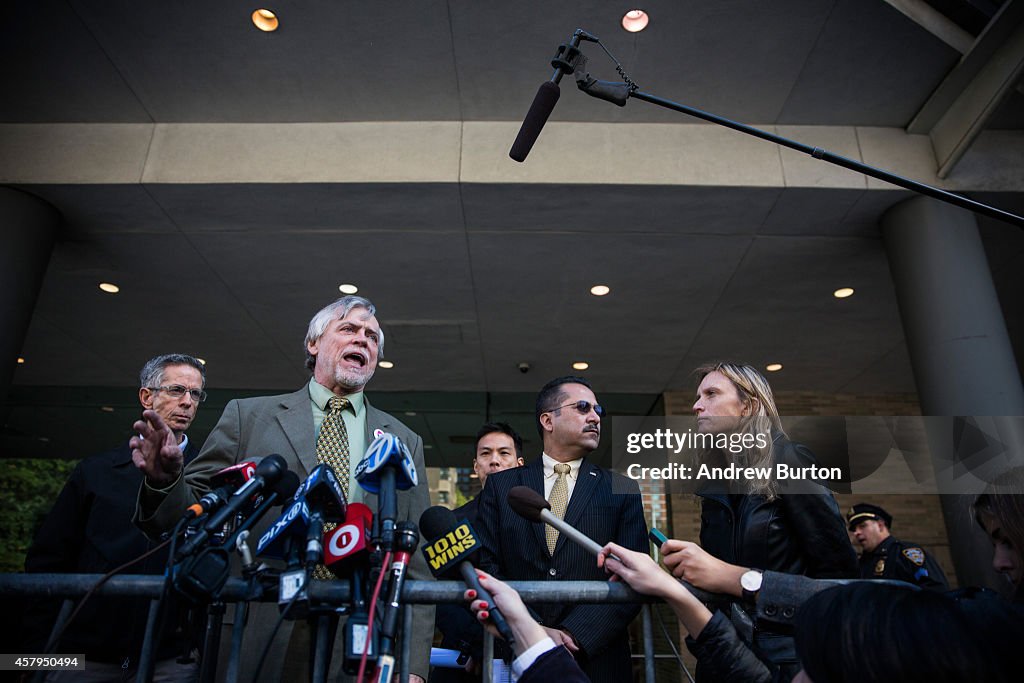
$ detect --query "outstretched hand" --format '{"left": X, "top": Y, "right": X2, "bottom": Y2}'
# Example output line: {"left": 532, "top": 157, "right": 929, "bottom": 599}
{"left": 130, "top": 409, "right": 184, "bottom": 487}
{"left": 598, "top": 542, "right": 679, "bottom": 597}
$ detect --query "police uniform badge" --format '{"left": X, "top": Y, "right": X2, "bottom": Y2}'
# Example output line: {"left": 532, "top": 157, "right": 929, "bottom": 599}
{"left": 874, "top": 559, "right": 885, "bottom": 576}
{"left": 902, "top": 547, "right": 925, "bottom": 566}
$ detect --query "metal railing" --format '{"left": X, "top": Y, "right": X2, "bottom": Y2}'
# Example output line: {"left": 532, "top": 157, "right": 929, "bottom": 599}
{"left": 0, "top": 574, "right": 671, "bottom": 683}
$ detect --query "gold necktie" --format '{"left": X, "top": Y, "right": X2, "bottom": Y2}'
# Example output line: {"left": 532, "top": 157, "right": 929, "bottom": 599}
{"left": 546, "top": 463, "right": 572, "bottom": 554}
{"left": 313, "top": 396, "right": 350, "bottom": 580}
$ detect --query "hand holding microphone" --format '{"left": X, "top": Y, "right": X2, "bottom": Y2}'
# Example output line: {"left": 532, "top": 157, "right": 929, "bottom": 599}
{"left": 507, "top": 486, "right": 715, "bottom": 603}
{"left": 464, "top": 571, "right": 549, "bottom": 658}
{"left": 419, "top": 506, "right": 516, "bottom": 647}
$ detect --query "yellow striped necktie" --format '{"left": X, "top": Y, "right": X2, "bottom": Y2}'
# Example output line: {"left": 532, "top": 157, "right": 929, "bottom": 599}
{"left": 546, "top": 463, "right": 572, "bottom": 554}
{"left": 313, "top": 395, "right": 350, "bottom": 580}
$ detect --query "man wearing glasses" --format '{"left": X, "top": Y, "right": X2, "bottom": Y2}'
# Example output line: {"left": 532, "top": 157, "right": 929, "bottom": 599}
{"left": 131, "top": 296, "right": 431, "bottom": 683}
{"left": 24, "top": 353, "right": 206, "bottom": 681}
{"left": 474, "top": 376, "right": 647, "bottom": 683}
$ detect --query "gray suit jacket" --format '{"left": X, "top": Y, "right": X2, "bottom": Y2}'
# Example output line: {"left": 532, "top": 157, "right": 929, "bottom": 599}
{"left": 137, "top": 384, "right": 433, "bottom": 681}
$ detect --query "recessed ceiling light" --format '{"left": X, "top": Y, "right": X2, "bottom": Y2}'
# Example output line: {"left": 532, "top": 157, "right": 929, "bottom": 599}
{"left": 424, "top": 444, "right": 433, "bottom": 449}
{"left": 572, "top": 361, "right": 590, "bottom": 371}
{"left": 833, "top": 287, "right": 855, "bottom": 299}
{"left": 379, "top": 360, "right": 394, "bottom": 369}
{"left": 100, "top": 406, "right": 115, "bottom": 413}
{"left": 766, "top": 363, "right": 783, "bottom": 372}
{"left": 339, "top": 283, "right": 359, "bottom": 294}
{"left": 622, "top": 9, "right": 650, "bottom": 33}
{"left": 590, "top": 285, "right": 611, "bottom": 296}
{"left": 404, "top": 411, "right": 417, "bottom": 416}
{"left": 252, "top": 9, "right": 279, "bottom": 32}
{"left": 99, "top": 282, "right": 120, "bottom": 294}
{"left": 16, "top": 357, "right": 25, "bottom": 364}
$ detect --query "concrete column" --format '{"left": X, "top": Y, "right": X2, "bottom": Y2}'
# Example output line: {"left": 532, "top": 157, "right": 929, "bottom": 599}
{"left": 0, "top": 187, "right": 59, "bottom": 402}
{"left": 882, "top": 195, "right": 1024, "bottom": 590}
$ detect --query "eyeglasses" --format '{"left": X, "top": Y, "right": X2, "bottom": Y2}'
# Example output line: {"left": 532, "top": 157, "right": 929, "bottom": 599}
{"left": 149, "top": 385, "right": 207, "bottom": 402}
{"left": 549, "top": 400, "right": 604, "bottom": 417}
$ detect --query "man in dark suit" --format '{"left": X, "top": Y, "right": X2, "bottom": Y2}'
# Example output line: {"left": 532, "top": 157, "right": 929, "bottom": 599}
{"left": 132, "top": 296, "right": 432, "bottom": 682}
{"left": 431, "top": 422, "right": 524, "bottom": 683}
{"left": 475, "top": 376, "right": 648, "bottom": 683}
{"left": 24, "top": 353, "right": 206, "bottom": 681}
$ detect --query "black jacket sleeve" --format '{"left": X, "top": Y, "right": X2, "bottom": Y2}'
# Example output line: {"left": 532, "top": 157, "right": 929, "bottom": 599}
{"left": 686, "top": 611, "right": 772, "bottom": 683}
{"left": 778, "top": 442, "right": 857, "bottom": 578}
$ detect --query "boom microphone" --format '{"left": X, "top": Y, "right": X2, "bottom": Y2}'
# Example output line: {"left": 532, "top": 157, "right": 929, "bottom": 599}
{"left": 419, "top": 506, "right": 516, "bottom": 646}
{"left": 509, "top": 81, "right": 559, "bottom": 163}
{"left": 508, "top": 30, "right": 586, "bottom": 162}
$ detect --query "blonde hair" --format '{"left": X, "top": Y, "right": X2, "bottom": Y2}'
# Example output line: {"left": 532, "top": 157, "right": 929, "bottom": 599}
{"left": 694, "top": 361, "right": 785, "bottom": 497}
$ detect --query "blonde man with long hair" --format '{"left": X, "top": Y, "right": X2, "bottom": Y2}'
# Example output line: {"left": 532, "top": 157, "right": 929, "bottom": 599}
{"left": 658, "top": 361, "right": 855, "bottom": 683}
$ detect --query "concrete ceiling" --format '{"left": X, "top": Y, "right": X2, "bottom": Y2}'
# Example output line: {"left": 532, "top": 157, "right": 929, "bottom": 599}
{"left": 2, "top": 0, "right": 1023, "bottom": 464}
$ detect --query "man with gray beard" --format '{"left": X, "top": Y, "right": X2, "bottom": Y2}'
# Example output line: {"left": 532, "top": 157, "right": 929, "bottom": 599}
{"left": 132, "top": 296, "right": 432, "bottom": 682}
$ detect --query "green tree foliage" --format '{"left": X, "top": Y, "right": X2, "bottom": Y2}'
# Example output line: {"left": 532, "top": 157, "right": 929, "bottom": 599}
{"left": 0, "top": 459, "right": 78, "bottom": 572}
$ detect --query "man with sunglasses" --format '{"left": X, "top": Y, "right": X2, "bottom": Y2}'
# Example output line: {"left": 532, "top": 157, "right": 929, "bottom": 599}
{"left": 24, "top": 353, "right": 206, "bottom": 681}
{"left": 475, "top": 376, "right": 647, "bottom": 683}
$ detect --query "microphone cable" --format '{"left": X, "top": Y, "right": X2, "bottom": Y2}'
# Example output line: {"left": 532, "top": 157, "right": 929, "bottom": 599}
{"left": 357, "top": 549, "right": 391, "bottom": 682}
{"left": 42, "top": 517, "right": 186, "bottom": 655}
{"left": 250, "top": 585, "right": 302, "bottom": 683}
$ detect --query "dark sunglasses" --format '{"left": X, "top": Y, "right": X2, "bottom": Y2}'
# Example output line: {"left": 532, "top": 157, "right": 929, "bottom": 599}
{"left": 550, "top": 400, "right": 604, "bottom": 417}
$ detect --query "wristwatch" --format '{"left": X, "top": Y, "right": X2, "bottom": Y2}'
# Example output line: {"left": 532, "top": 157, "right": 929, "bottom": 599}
{"left": 740, "top": 569, "right": 763, "bottom": 603}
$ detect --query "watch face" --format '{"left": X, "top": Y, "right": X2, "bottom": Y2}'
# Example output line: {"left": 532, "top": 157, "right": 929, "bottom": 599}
{"left": 741, "top": 570, "right": 763, "bottom": 592}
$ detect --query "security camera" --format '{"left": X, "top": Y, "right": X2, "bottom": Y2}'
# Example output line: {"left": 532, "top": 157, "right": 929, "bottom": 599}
{"left": 518, "top": 362, "right": 531, "bottom": 374}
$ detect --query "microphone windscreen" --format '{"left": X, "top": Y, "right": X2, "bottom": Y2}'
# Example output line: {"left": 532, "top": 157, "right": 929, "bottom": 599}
{"left": 509, "top": 81, "right": 560, "bottom": 162}
{"left": 273, "top": 471, "right": 301, "bottom": 500}
{"left": 508, "top": 486, "right": 550, "bottom": 522}
{"left": 419, "top": 505, "right": 458, "bottom": 540}
{"left": 255, "top": 453, "right": 288, "bottom": 484}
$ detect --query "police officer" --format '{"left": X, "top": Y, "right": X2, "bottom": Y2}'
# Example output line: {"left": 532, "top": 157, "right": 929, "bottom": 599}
{"left": 847, "top": 503, "right": 950, "bottom": 591}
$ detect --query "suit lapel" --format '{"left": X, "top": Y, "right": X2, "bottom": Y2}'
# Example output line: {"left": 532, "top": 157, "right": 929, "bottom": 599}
{"left": 275, "top": 387, "right": 317, "bottom": 477}
{"left": 555, "top": 459, "right": 601, "bottom": 555}
{"left": 523, "top": 459, "right": 548, "bottom": 553}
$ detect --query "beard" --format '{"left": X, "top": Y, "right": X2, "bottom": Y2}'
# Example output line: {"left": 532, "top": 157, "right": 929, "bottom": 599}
{"left": 334, "top": 364, "right": 375, "bottom": 391}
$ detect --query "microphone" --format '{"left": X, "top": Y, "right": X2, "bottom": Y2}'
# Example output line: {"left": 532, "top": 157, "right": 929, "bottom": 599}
{"left": 181, "top": 460, "right": 259, "bottom": 521}
{"left": 173, "top": 471, "right": 300, "bottom": 602}
{"left": 326, "top": 503, "right": 377, "bottom": 674}
{"left": 419, "top": 506, "right": 516, "bottom": 646}
{"left": 175, "top": 454, "right": 289, "bottom": 560}
{"left": 509, "top": 30, "right": 586, "bottom": 162}
{"left": 324, "top": 503, "right": 373, "bottom": 572}
{"left": 507, "top": 486, "right": 715, "bottom": 602}
{"left": 508, "top": 81, "right": 559, "bottom": 163}
{"left": 355, "top": 433, "right": 418, "bottom": 549}
{"left": 508, "top": 486, "right": 607, "bottom": 556}
{"left": 255, "top": 497, "right": 311, "bottom": 561}
{"left": 374, "top": 521, "right": 419, "bottom": 683}
{"left": 293, "top": 464, "right": 348, "bottom": 567}
{"left": 293, "top": 464, "right": 348, "bottom": 523}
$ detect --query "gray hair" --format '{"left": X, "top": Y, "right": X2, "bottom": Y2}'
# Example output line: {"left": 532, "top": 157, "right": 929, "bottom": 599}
{"left": 139, "top": 354, "right": 206, "bottom": 388}
{"left": 304, "top": 295, "right": 383, "bottom": 372}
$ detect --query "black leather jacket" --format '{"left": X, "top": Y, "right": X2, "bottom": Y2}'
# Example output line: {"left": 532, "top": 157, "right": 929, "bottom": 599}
{"left": 694, "top": 433, "right": 856, "bottom": 681}
{"left": 698, "top": 433, "right": 857, "bottom": 579}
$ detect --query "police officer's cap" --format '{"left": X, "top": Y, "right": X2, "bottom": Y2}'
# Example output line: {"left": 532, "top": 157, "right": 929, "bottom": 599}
{"left": 846, "top": 503, "right": 893, "bottom": 531}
